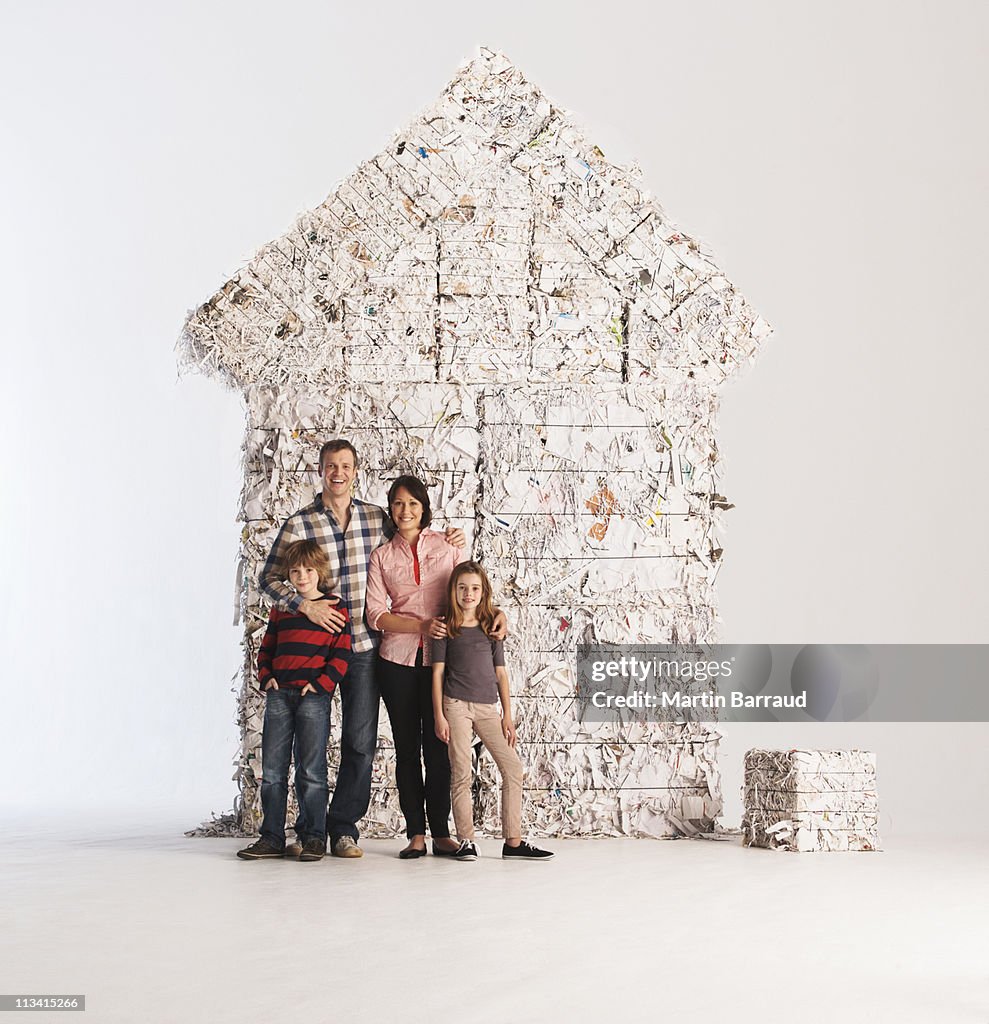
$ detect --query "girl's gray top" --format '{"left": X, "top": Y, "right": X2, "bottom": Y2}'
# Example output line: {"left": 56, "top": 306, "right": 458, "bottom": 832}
{"left": 431, "top": 626, "right": 505, "bottom": 704}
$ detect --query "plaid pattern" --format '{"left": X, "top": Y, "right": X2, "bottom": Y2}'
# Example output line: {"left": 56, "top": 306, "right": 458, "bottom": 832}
{"left": 259, "top": 496, "right": 392, "bottom": 653}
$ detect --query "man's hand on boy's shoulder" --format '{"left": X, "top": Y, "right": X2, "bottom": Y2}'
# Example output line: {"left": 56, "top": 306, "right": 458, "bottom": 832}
{"left": 300, "top": 596, "right": 346, "bottom": 632}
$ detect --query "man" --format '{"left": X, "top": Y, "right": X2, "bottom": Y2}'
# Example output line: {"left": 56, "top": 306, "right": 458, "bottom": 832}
{"left": 259, "top": 440, "right": 468, "bottom": 858}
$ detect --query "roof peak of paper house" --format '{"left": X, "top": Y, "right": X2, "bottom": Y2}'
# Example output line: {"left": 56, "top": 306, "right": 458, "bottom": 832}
{"left": 179, "top": 46, "right": 771, "bottom": 390}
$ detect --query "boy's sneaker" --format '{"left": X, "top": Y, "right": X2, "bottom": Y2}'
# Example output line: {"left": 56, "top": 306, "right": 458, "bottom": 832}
{"left": 502, "top": 841, "right": 554, "bottom": 860}
{"left": 236, "top": 838, "right": 285, "bottom": 860}
{"left": 450, "top": 840, "right": 479, "bottom": 861}
{"left": 331, "top": 836, "right": 363, "bottom": 859}
{"left": 299, "top": 838, "right": 326, "bottom": 862}
{"left": 284, "top": 841, "right": 303, "bottom": 859}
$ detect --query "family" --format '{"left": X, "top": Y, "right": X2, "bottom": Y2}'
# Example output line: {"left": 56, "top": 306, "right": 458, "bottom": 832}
{"left": 236, "top": 439, "right": 553, "bottom": 864}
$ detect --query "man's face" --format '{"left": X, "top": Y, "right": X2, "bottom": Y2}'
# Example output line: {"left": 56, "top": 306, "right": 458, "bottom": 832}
{"left": 321, "top": 448, "right": 356, "bottom": 501}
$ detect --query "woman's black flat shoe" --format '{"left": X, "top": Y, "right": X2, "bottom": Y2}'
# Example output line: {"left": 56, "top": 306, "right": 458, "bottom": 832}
{"left": 399, "top": 846, "right": 427, "bottom": 859}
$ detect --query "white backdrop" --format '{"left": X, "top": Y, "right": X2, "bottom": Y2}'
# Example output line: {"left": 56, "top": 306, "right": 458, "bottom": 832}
{"left": 2, "top": 0, "right": 987, "bottom": 834}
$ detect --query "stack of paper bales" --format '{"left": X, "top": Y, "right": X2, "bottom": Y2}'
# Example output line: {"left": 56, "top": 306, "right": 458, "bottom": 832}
{"left": 742, "top": 749, "right": 880, "bottom": 852}
{"left": 180, "top": 48, "right": 772, "bottom": 838}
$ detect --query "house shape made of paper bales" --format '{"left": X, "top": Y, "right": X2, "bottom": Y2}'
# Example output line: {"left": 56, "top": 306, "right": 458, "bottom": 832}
{"left": 181, "top": 48, "right": 772, "bottom": 839}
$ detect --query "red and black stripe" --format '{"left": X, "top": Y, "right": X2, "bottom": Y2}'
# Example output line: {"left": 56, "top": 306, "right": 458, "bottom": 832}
{"left": 256, "top": 596, "right": 352, "bottom": 693}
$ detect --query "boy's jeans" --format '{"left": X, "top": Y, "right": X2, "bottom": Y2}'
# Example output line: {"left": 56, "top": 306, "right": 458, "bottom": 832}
{"left": 260, "top": 686, "right": 331, "bottom": 848}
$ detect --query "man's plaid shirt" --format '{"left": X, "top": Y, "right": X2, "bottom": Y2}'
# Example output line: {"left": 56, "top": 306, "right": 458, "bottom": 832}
{"left": 259, "top": 495, "right": 392, "bottom": 653}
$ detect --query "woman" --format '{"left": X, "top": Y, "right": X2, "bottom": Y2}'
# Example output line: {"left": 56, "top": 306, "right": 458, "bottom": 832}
{"left": 365, "top": 475, "right": 465, "bottom": 858}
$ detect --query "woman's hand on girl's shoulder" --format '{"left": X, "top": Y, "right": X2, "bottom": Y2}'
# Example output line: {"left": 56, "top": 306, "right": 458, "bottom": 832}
{"left": 420, "top": 616, "right": 448, "bottom": 639}
{"left": 444, "top": 526, "right": 466, "bottom": 549}
{"left": 491, "top": 609, "right": 508, "bottom": 640}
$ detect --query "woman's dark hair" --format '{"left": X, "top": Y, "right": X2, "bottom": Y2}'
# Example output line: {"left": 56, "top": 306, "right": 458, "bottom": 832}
{"left": 386, "top": 475, "right": 432, "bottom": 529}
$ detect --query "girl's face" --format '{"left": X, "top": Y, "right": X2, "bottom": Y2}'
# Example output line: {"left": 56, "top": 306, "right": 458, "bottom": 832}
{"left": 455, "top": 573, "right": 485, "bottom": 611}
{"left": 390, "top": 486, "right": 423, "bottom": 531}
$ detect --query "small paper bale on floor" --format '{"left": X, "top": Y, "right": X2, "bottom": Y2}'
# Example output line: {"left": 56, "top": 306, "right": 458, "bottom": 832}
{"left": 741, "top": 748, "right": 881, "bottom": 852}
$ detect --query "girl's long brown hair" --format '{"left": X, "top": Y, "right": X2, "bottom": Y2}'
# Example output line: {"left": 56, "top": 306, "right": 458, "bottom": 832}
{"left": 446, "top": 561, "right": 497, "bottom": 638}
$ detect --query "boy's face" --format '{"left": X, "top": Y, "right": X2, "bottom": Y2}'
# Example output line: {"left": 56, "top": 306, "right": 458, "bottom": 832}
{"left": 321, "top": 449, "right": 356, "bottom": 501}
{"left": 289, "top": 564, "right": 322, "bottom": 596}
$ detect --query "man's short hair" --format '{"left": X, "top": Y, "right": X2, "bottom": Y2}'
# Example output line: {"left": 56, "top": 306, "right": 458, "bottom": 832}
{"left": 386, "top": 474, "right": 433, "bottom": 529}
{"left": 319, "top": 439, "right": 359, "bottom": 471}
{"left": 284, "top": 539, "right": 334, "bottom": 592}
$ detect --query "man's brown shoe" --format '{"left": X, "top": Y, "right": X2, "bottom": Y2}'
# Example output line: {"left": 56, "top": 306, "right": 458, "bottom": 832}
{"left": 331, "top": 836, "right": 363, "bottom": 858}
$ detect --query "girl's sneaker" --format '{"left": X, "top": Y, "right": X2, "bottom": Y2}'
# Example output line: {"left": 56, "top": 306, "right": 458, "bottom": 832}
{"left": 502, "top": 841, "right": 554, "bottom": 860}
{"left": 450, "top": 840, "right": 479, "bottom": 860}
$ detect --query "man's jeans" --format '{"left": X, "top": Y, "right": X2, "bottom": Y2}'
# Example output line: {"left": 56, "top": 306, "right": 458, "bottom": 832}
{"left": 326, "top": 648, "right": 380, "bottom": 842}
{"left": 259, "top": 686, "right": 331, "bottom": 848}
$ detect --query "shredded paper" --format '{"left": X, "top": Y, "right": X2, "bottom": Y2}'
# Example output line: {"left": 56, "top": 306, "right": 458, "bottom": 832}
{"left": 179, "top": 48, "right": 771, "bottom": 838}
{"left": 742, "top": 749, "right": 881, "bottom": 852}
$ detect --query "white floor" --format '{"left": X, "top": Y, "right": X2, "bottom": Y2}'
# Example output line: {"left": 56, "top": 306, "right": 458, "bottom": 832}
{"left": 3, "top": 820, "right": 988, "bottom": 1024}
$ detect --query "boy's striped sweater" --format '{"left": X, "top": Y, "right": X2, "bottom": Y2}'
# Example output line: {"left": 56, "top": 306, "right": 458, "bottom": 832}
{"left": 256, "top": 594, "right": 352, "bottom": 694}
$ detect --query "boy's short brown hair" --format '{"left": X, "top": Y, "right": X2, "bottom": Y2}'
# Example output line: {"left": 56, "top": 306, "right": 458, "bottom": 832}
{"left": 284, "top": 539, "right": 334, "bottom": 593}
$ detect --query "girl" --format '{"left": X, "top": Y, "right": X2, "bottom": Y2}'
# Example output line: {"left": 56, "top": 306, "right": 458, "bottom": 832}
{"left": 432, "top": 562, "right": 554, "bottom": 861}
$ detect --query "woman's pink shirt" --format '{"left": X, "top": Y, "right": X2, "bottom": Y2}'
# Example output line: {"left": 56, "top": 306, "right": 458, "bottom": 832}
{"left": 365, "top": 529, "right": 466, "bottom": 666}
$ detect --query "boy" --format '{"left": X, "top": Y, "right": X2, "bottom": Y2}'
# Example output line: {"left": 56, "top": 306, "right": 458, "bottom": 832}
{"left": 237, "top": 539, "right": 352, "bottom": 862}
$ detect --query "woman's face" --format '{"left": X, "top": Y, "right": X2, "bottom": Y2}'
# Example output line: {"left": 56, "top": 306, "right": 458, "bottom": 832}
{"left": 390, "top": 486, "right": 423, "bottom": 531}
{"left": 455, "top": 573, "right": 484, "bottom": 611}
